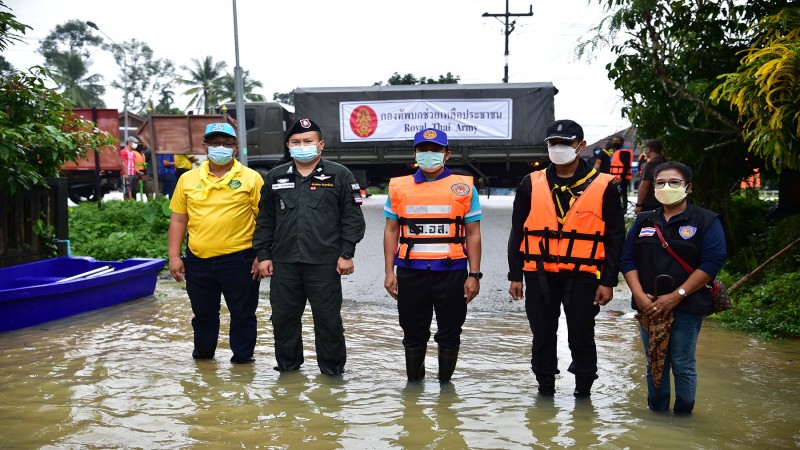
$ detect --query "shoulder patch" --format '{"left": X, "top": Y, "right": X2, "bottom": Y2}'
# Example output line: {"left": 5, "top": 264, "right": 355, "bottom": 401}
{"left": 451, "top": 183, "right": 470, "bottom": 196}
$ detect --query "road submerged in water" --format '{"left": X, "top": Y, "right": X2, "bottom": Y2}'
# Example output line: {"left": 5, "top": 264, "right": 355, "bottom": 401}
{"left": 1, "top": 195, "right": 798, "bottom": 448}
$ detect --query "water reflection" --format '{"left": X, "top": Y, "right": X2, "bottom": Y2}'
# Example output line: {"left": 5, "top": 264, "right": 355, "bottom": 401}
{"left": 0, "top": 281, "right": 798, "bottom": 448}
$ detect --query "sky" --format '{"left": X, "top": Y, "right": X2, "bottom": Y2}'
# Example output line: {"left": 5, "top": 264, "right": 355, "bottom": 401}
{"left": 3, "top": 0, "right": 630, "bottom": 144}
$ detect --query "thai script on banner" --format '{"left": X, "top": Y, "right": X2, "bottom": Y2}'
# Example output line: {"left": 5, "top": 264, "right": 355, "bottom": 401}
{"left": 340, "top": 99, "right": 513, "bottom": 142}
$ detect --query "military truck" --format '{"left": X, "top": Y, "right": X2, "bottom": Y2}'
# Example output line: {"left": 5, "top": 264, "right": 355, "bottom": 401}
{"left": 222, "top": 82, "right": 556, "bottom": 188}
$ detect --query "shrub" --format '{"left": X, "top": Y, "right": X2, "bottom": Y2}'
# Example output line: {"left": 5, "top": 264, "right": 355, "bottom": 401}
{"left": 69, "top": 198, "right": 171, "bottom": 261}
{"left": 717, "top": 272, "right": 800, "bottom": 338}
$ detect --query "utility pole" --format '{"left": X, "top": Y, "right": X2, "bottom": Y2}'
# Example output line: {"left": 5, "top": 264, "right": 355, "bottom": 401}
{"left": 232, "top": 0, "right": 248, "bottom": 166}
{"left": 482, "top": 0, "right": 533, "bottom": 83}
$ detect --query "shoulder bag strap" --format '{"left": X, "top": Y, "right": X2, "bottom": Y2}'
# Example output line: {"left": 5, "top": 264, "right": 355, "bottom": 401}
{"left": 653, "top": 223, "right": 694, "bottom": 275}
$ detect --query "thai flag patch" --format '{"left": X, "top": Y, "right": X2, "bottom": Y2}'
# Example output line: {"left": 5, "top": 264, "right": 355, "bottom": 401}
{"left": 639, "top": 227, "right": 656, "bottom": 237}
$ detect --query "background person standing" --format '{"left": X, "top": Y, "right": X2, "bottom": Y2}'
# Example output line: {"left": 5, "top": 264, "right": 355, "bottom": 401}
{"left": 158, "top": 153, "right": 176, "bottom": 197}
{"left": 383, "top": 128, "right": 482, "bottom": 383}
{"left": 609, "top": 136, "right": 633, "bottom": 209}
{"left": 168, "top": 123, "right": 264, "bottom": 364}
{"left": 253, "top": 118, "right": 366, "bottom": 375}
{"left": 175, "top": 153, "right": 199, "bottom": 181}
{"left": 508, "top": 119, "right": 625, "bottom": 398}
{"left": 634, "top": 139, "right": 667, "bottom": 214}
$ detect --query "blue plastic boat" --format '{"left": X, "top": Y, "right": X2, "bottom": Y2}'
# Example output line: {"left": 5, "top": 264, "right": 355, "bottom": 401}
{"left": 0, "top": 256, "right": 166, "bottom": 332}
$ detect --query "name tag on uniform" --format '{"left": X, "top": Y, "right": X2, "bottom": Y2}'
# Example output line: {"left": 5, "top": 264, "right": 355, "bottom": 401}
{"left": 272, "top": 175, "right": 295, "bottom": 190}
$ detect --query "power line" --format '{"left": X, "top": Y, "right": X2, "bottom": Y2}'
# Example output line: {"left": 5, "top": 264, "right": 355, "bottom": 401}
{"left": 482, "top": 0, "right": 533, "bottom": 83}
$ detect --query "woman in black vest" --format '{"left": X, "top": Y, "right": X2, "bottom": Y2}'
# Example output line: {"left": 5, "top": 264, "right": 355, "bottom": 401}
{"left": 620, "top": 161, "right": 727, "bottom": 415}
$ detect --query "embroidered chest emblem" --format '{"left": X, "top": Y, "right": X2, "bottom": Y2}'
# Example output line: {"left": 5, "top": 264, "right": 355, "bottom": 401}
{"left": 314, "top": 174, "right": 331, "bottom": 180}
{"left": 277, "top": 178, "right": 289, "bottom": 184}
{"left": 228, "top": 180, "right": 242, "bottom": 189}
{"left": 679, "top": 225, "right": 697, "bottom": 239}
{"left": 451, "top": 183, "right": 470, "bottom": 196}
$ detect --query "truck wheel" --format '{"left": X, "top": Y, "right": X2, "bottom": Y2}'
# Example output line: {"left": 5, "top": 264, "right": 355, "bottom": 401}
{"left": 68, "top": 192, "right": 83, "bottom": 204}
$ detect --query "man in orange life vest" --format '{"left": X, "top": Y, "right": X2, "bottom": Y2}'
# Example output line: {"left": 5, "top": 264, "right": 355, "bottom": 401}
{"left": 383, "top": 128, "right": 482, "bottom": 383}
{"left": 609, "top": 135, "right": 633, "bottom": 209}
{"left": 507, "top": 119, "right": 625, "bottom": 397}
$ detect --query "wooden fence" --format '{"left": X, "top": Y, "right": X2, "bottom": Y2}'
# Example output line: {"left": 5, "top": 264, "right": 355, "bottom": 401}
{"left": 0, "top": 177, "right": 69, "bottom": 268}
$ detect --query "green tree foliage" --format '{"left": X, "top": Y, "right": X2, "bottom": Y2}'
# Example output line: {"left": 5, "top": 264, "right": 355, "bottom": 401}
{"left": 38, "top": 19, "right": 102, "bottom": 62}
{"left": 102, "top": 39, "right": 177, "bottom": 115}
{"left": 0, "top": 1, "right": 29, "bottom": 50}
{"left": 0, "top": 54, "right": 15, "bottom": 78}
{"left": 48, "top": 51, "right": 105, "bottom": 107}
{"left": 272, "top": 91, "right": 294, "bottom": 106}
{"left": 374, "top": 72, "right": 461, "bottom": 86}
{"left": 711, "top": 9, "right": 800, "bottom": 172}
{"left": 580, "top": 0, "right": 790, "bottom": 248}
{"left": 179, "top": 56, "right": 226, "bottom": 113}
{"left": 217, "top": 70, "right": 265, "bottom": 103}
{"left": 38, "top": 19, "right": 107, "bottom": 107}
{"left": 0, "top": 66, "right": 113, "bottom": 195}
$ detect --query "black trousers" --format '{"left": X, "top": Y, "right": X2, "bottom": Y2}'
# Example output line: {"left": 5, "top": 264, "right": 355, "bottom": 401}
{"left": 524, "top": 271, "right": 600, "bottom": 379}
{"left": 269, "top": 262, "right": 345, "bottom": 374}
{"left": 396, "top": 267, "right": 468, "bottom": 350}
{"left": 183, "top": 248, "right": 260, "bottom": 361}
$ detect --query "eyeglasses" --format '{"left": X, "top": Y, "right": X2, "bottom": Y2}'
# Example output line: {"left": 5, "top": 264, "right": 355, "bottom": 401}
{"left": 654, "top": 179, "right": 686, "bottom": 189}
{"left": 206, "top": 142, "right": 237, "bottom": 149}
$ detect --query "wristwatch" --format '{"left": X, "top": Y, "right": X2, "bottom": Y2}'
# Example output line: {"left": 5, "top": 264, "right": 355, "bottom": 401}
{"left": 468, "top": 272, "right": 483, "bottom": 280}
{"left": 676, "top": 287, "right": 687, "bottom": 297}
{"left": 340, "top": 252, "right": 353, "bottom": 260}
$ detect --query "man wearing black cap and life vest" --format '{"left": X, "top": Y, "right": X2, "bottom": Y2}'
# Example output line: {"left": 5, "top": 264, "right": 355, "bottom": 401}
{"left": 383, "top": 128, "right": 482, "bottom": 384}
{"left": 507, "top": 119, "right": 625, "bottom": 397}
{"left": 253, "top": 118, "right": 366, "bottom": 375}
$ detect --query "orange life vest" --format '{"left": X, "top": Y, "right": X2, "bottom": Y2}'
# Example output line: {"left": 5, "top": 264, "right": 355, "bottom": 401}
{"left": 389, "top": 174, "right": 473, "bottom": 263}
{"left": 520, "top": 169, "right": 612, "bottom": 276}
{"left": 609, "top": 148, "right": 633, "bottom": 181}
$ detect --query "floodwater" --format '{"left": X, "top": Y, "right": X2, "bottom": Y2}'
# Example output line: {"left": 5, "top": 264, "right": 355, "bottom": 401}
{"left": 1, "top": 196, "right": 799, "bottom": 448}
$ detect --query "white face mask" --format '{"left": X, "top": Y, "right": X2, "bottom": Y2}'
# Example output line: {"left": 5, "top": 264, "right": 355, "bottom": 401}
{"left": 131, "top": 143, "right": 139, "bottom": 149}
{"left": 654, "top": 185, "right": 688, "bottom": 205}
{"left": 548, "top": 144, "right": 578, "bottom": 165}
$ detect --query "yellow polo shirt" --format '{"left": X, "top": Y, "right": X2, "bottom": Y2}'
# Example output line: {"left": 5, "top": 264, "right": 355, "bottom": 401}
{"left": 175, "top": 154, "right": 195, "bottom": 170}
{"left": 170, "top": 160, "right": 264, "bottom": 258}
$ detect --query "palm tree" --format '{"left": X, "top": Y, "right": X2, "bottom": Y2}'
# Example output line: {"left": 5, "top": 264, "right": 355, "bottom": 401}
{"left": 178, "top": 56, "right": 226, "bottom": 113}
{"left": 49, "top": 51, "right": 105, "bottom": 107}
{"left": 217, "top": 70, "right": 266, "bottom": 104}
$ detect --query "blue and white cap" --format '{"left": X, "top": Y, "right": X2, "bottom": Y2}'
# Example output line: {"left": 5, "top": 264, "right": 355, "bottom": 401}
{"left": 204, "top": 122, "right": 236, "bottom": 138}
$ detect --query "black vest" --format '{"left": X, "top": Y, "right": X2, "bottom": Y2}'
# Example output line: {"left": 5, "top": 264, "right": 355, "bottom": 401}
{"left": 630, "top": 204, "right": 719, "bottom": 315}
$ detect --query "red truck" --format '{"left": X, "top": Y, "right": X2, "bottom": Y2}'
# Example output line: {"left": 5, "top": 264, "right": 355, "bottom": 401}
{"left": 63, "top": 108, "right": 122, "bottom": 202}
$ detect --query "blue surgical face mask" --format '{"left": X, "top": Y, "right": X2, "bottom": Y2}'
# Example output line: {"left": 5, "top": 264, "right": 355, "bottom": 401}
{"left": 415, "top": 151, "right": 445, "bottom": 172}
{"left": 289, "top": 145, "right": 319, "bottom": 163}
{"left": 207, "top": 146, "right": 234, "bottom": 165}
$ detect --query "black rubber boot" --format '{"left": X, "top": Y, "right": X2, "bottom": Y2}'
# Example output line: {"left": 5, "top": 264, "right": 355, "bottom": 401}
{"left": 574, "top": 377, "right": 595, "bottom": 398}
{"left": 536, "top": 374, "right": 556, "bottom": 396}
{"left": 437, "top": 347, "right": 459, "bottom": 383}
{"left": 405, "top": 346, "right": 427, "bottom": 381}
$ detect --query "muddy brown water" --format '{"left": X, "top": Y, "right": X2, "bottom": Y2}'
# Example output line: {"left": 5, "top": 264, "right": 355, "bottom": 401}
{"left": 1, "top": 196, "right": 798, "bottom": 448}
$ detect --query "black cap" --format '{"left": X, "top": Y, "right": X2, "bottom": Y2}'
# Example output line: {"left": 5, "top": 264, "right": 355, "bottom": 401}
{"left": 544, "top": 119, "right": 584, "bottom": 142}
{"left": 285, "top": 118, "right": 321, "bottom": 143}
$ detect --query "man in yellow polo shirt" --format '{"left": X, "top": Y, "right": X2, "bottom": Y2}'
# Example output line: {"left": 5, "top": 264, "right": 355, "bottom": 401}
{"left": 168, "top": 123, "right": 264, "bottom": 364}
